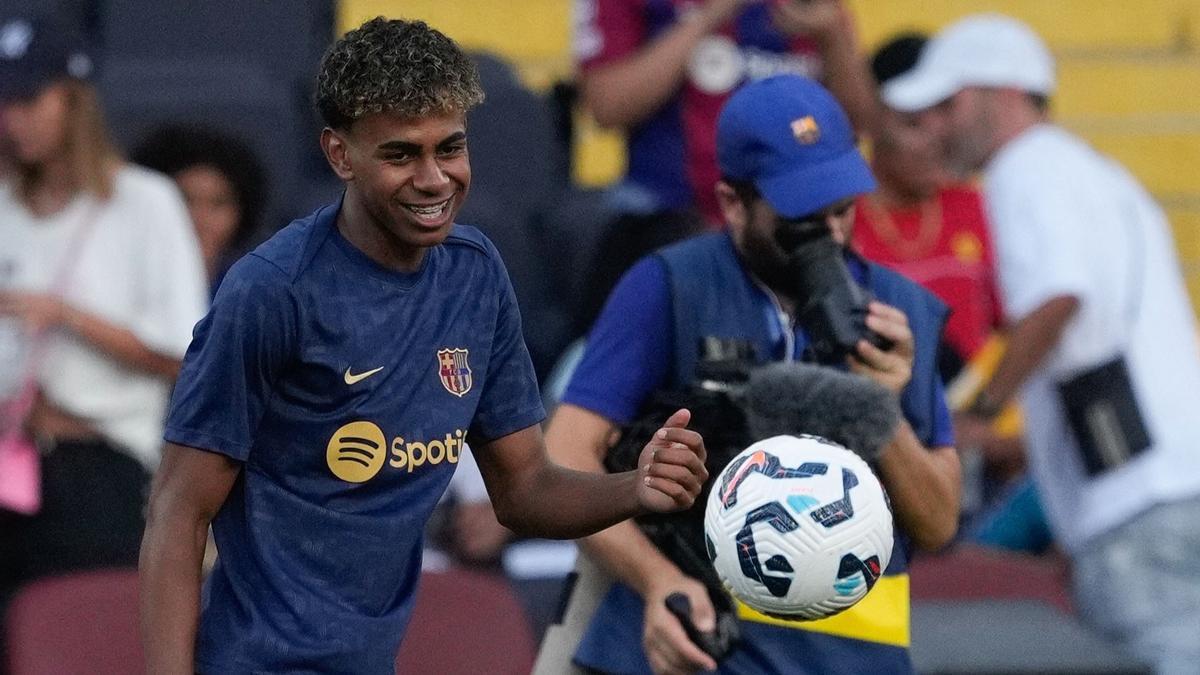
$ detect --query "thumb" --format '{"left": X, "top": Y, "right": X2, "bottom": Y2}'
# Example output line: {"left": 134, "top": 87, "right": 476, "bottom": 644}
{"left": 662, "top": 408, "right": 692, "bottom": 430}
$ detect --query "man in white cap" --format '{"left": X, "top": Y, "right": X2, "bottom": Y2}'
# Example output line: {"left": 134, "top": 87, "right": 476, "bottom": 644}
{"left": 884, "top": 13, "right": 1200, "bottom": 673}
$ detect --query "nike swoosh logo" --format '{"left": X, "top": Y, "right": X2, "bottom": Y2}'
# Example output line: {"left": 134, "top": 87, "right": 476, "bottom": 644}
{"left": 344, "top": 366, "right": 384, "bottom": 385}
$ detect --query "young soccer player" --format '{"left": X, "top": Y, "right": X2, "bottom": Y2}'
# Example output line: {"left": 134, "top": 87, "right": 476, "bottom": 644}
{"left": 138, "top": 18, "right": 708, "bottom": 674}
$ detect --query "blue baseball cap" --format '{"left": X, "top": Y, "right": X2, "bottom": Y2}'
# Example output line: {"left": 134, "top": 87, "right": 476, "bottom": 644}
{"left": 0, "top": 14, "right": 94, "bottom": 102}
{"left": 716, "top": 74, "right": 875, "bottom": 219}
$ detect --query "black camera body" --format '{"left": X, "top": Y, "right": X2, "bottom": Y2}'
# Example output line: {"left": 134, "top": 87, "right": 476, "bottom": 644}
{"left": 777, "top": 224, "right": 892, "bottom": 365}
{"left": 604, "top": 339, "right": 756, "bottom": 552}
{"left": 604, "top": 338, "right": 756, "bottom": 660}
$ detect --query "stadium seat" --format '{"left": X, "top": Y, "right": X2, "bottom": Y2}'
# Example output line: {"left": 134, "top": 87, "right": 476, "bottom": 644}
{"left": 457, "top": 52, "right": 607, "bottom": 378}
{"left": 1080, "top": 131, "right": 1200, "bottom": 197}
{"left": 909, "top": 545, "right": 1071, "bottom": 612}
{"left": 98, "top": 56, "right": 320, "bottom": 225}
{"left": 848, "top": 0, "right": 1193, "bottom": 53}
{"left": 1057, "top": 57, "right": 1200, "bottom": 117}
{"left": 97, "top": 0, "right": 332, "bottom": 89}
{"left": 339, "top": 0, "right": 571, "bottom": 80}
{"left": 4, "top": 568, "right": 142, "bottom": 675}
{"left": 395, "top": 567, "right": 536, "bottom": 675}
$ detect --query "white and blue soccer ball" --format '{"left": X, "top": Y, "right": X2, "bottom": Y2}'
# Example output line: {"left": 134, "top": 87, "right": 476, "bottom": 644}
{"left": 704, "top": 434, "right": 894, "bottom": 621}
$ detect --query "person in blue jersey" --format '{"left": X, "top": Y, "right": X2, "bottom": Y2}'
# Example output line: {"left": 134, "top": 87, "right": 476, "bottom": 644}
{"left": 546, "top": 74, "right": 961, "bottom": 675}
{"left": 137, "top": 18, "right": 710, "bottom": 675}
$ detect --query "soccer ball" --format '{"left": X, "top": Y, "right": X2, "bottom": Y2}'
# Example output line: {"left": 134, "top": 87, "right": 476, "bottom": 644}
{"left": 703, "top": 434, "right": 894, "bottom": 621}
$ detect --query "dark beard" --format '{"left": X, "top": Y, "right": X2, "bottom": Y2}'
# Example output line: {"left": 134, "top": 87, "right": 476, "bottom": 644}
{"left": 738, "top": 235, "right": 795, "bottom": 301}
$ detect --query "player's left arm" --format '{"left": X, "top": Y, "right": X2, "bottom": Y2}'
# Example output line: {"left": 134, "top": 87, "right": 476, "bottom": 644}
{"left": 851, "top": 301, "right": 962, "bottom": 551}
{"left": 472, "top": 411, "right": 708, "bottom": 540}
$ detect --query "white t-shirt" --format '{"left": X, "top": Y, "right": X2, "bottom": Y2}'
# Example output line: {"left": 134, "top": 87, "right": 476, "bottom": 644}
{"left": 0, "top": 165, "right": 208, "bottom": 469}
{"left": 984, "top": 124, "right": 1200, "bottom": 553}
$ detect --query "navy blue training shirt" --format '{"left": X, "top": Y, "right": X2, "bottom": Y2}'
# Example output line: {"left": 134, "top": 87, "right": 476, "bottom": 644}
{"left": 164, "top": 199, "right": 545, "bottom": 674}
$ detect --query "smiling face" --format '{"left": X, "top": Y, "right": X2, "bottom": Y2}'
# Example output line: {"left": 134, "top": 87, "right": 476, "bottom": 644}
{"left": 322, "top": 109, "right": 471, "bottom": 270}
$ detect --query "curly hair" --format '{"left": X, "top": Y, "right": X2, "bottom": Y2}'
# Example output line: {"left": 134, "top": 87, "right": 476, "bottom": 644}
{"left": 131, "top": 124, "right": 267, "bottom": 248}
{"left": 316, "top": 17, "right": 484, "bottom": 129}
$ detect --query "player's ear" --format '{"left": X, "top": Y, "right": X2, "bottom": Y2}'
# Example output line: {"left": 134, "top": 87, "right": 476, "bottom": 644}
{"left": 321, "top": 127, "right": 355, "bottom": 181}
{"left": 716, "top": 180, "right": 748, "bottom": 231}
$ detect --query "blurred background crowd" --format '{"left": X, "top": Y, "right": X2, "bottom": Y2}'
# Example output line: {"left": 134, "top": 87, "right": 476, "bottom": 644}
{"left": 2, "top": 0, "right": 1199, "bottom": 673}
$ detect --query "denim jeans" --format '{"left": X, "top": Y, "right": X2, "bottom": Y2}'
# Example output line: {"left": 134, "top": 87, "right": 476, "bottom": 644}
{"left": 1072, "top": 495, "right": 1200, "bottom": 675}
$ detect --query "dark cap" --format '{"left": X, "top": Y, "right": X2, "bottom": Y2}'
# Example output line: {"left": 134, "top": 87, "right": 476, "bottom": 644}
{"left": 0, "top": 14, "right": 94, "bottom": 102}
{"left": 716, "top": 74, "right": 875, "bottom": 219}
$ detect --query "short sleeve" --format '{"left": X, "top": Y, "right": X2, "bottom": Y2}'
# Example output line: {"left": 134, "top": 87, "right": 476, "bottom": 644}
{"left": 130, "top": 179, "right": 209, "bottom": 358}
{"left": 574, "top": 0, "right": 646, "bottom": 70}
{"left": 927, "top": 376, "right": 955, "bottom": 448}
{"left": 986, "top": 170, "right": 1091, "bottom": 322}
{"left": 163, "top": 255, "right": 296, "bottom": 461}
{"left": 468, "top": 253, "right": 546, "bottom": 443}
{"left": 561, "top": 256, "right": 672, "bottom": 425}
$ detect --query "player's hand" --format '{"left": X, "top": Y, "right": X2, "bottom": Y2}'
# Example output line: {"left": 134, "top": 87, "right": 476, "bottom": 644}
{"left": 636, "top": 408, "right": 709, "bottom": 514}
{"left": 643, "top": 573, "right": 718, "bottom": 674}
{"left": 849, "top": 301, "right": 914, "bottom": 394}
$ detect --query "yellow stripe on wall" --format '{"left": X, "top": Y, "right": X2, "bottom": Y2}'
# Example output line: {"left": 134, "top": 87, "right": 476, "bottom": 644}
{"left": 736, "top": 573, "right": 910, "bottom": 648}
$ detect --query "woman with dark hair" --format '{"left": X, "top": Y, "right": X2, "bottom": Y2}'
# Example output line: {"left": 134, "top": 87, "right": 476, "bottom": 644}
{"left": 132, "top": 125, "right": 267, "bottom": 291}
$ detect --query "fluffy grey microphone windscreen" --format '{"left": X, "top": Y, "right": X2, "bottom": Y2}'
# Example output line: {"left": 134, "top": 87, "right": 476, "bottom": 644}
{"left": 744, "top": 362, "right": 902, "bottom": 461}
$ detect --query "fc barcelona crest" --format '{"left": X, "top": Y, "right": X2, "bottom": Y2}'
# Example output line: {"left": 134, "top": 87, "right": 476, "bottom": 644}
{"left": 790, "top": 115, "right": 821, "bottom": 145}
{"left": 437, "top": 348, "right": 472, "bottom": 397}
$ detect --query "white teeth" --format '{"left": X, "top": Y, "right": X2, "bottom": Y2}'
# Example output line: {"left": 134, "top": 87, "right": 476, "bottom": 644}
{"left": 405, "top": 199, "right": 449, "bottom": 220}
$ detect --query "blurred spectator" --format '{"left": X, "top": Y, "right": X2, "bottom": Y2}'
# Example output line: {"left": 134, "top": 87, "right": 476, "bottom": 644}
{"left": 837, "top": 32, "right": 1026, "bottom": 524}
{"left": 131, "top": 125, "right": 267, "bottom": 294}
{"left": 424, "top": 444, "right": 514, "bottom": 571}
{"left": 852, "top": 34, "right": 1002, "bottom": 383}
{"left": 0, "top": 9, "right": 207, "bottom": 605}
{"left": 572, "top": 0, "right": 873, "bottom": 234}
{"left": 544, "top": 73, "right": 958, "bottom": 675}
{"left": 455, "top": 52, "right": 586, "bottom": 379}
{"left": 886, "top": 15, "right": 1200, "bottom": 671}
{"left": 967, "top": 475, "right": 1054, "bottom": 555}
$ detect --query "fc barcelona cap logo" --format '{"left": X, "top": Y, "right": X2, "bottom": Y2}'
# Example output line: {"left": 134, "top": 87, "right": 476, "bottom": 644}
{"left": 437, "top": 348, "right": 472, "bottom": 397}
{"left": 791, "top": 116, "right": 820, "bottom": 145}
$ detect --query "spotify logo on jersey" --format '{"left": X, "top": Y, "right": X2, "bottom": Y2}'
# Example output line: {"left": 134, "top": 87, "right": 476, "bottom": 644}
{"left": 326, "top": 421, "right": 388, "bottom": 483}
{"left": 326, "top": 421, "right": 465, "bottom": 483}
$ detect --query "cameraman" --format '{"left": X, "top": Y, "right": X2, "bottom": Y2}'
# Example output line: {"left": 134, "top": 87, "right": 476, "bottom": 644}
{"left": 546, "top": 74, "right": 960, "bottom": 675}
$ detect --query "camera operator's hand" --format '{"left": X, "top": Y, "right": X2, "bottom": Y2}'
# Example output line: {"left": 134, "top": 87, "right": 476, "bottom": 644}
{"left": 636, "top": 408, "right": 710, "bottom": 514}
{"left": 849, "top": 301, "right": 914, "bottom": 394}
{"left": 643, "top": 572, "right": 719, "bottom": 674}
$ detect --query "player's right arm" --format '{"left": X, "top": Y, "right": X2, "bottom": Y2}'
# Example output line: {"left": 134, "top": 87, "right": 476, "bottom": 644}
{"left": 140, "top": 442, "right": 240, "bottom": 675}
{"left": 137, "top": 254, "right": 295, "bottom": 675}
{"left": 546, "top": 406, "right": 718, "bottom": 674}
